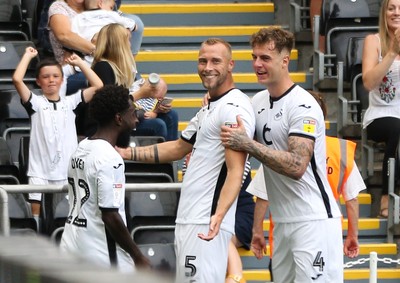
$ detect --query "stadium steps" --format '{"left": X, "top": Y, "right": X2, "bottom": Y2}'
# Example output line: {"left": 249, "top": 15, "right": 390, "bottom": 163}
{"left": 121, "top": 1, "right": 313, "bottom": 98}
{"left": 243, "top": 268, "right": 400, "bottom": 283}
{"left": 239, "top": 243, "right": 398, "bottom": 270}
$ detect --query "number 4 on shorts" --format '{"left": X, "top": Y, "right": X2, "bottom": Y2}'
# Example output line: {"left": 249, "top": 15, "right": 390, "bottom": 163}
{"left": 313, "top": 251, "right": 325, "bottom": 272}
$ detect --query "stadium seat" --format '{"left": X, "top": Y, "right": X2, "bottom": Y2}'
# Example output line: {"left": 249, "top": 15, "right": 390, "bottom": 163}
{"left": 0, "top": 0, "right": 31, "bottom": 41}
{"left": 0, "top": 137, "right": 20, "bottom": 184}
{"left": 18, "top": 135, "right": 29, "bottom": 184}
{"left": 129, "top": 135, "right": 165, "bottom": 147}
{"left": 337, "top": 36, "right": 368, "bottom": 138}
{"left": 0, "top": 136, "right": 36, "bottom": 234}
{"left": 313, "top": 0, "right": 380, "bottom": 86}
{"left": 132, "top": 225, "right": 176, "bottom": 278}
{"left": 0, "top": 89, "right": 31, "bottom": 165}
{"left": 0, "top": 41, "right": 38, "bottom": 90}
{"left": 20, "top": 0, "right": 39, "bottom": 41}
{"left": 46, "top": 193, "right": 69, "bottom": 243}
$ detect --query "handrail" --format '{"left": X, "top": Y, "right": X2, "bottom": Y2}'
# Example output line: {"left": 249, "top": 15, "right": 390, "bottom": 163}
{"left": 0, "top": 183, "right": 182, "bottom": 236}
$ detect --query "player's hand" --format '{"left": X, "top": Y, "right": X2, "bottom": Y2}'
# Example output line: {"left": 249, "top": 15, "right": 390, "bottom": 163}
{"left": 221, "top": 115, "right": 249, "bottom": 151}
{"left": 135, "top": 255, "right": 151, "bottom": 269}
{"left": 197, "top": 215, "right": 221, "bottom": 241}
{"left": 344, "top": 236, "right": 359, "bottom": 258}
{"left": 250, "top": 232, "right": 267, "bottom": 260}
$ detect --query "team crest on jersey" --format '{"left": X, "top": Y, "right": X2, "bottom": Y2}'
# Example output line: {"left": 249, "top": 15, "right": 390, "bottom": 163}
{"left": 225, "top": 122, "right": 238, "bottom": 128}
{"left": 113, "top": 183, "right": 123, "bottom": 189}
{"left": 302, "top": 118, "right": 316, "bottom": 133}
{"left": 274, "top": 109, "right": 283, "bottom": 120}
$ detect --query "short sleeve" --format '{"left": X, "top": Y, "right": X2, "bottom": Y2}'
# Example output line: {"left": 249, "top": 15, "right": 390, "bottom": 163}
{"left": 97, "top": 162, "right": 125, "bottom": 209}
{"left": 342, "top": 161, "right": 366, "bottom": 201}
{"left": 246, "top": 165, "right": 268, "bottom": 200}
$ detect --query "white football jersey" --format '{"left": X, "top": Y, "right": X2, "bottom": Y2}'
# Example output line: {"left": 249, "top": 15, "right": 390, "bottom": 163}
{"left": 177, "top": 88, "right": 255, "bottom": 234}
{"left": 252, "top": 85, "right": 341, "bottom": 223}
{"left": 60, "top": 138, "right": 134, "bottom": 272}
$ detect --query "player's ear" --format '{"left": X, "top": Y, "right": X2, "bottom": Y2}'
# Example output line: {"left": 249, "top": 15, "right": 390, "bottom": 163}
{"left": 115, "top": 112, "right": 123, "bottom": 126}
{"left": 228, "top": 59, "right": 235, "bottom": 72}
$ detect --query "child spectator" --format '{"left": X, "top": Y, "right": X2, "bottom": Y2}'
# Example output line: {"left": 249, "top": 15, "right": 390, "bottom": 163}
{"left": 12, "top": 47, "right": 103, "bottom": 230}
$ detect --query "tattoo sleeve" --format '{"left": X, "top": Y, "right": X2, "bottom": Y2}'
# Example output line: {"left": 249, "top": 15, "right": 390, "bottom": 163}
{"left": 153, "top": 145, "right": 159, "bottom": 163}
{"left": 131, "top": 145, "right": 160, "bottom": 163}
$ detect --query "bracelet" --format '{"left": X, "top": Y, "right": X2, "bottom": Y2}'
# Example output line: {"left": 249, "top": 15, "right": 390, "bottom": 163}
{"left": 227, "top": 274, "right": 242, "bottom": 283}
{"left": 130, "top": 147, "right": 134, "bottom": 161}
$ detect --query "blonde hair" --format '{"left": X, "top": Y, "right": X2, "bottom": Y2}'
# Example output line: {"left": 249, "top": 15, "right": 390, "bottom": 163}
{"left": 92, "top": 23, "right": 136, "bottom": 88}
{"left": 379, "top": 0, "right": 393, "bottom": 57}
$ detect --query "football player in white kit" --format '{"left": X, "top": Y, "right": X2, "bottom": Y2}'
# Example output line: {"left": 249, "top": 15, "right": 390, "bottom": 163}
{"left": 60, "top": 85, "right": 150, "bottom": 272}
{"left": 117, "top": 38, "right": 255, "bottom": 282}
{"left": 221, "top": 27, "right": 344, "bottom": 282}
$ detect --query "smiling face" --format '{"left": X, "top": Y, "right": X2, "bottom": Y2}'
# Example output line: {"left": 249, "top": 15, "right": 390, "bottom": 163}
{"left": 251, "top": 41, "right": 290, "bottom": 88}
{"left": 386, "top": 0, "right": 400, "bottom": 32}
{"left": 197, "top": 42, "right": 234, "bottom": 97}
{"left": 36, "top": 65, "right": 63, "bottom": 97}
{"left": 116, "top": 99, "right": 138, "bottom": 147}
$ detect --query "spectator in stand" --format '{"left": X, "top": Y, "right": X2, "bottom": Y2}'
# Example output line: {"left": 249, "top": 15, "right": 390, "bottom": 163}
{"left": 45, "top": 0, "right": 143, "bottom": 95}
{"left": 88, "top": 23, "right": 178, "bottom": 141}
{"left": 115, "top": 0, "right": 145, "bottom": 57}
{"left": 47, "top": 0, "right": 96, "bottom": 95}
{"left": 133, "top": 80, "right": 178, "bottom": 141}
{"left": 70, "top": 0, "right": 137, "bottom": 66}
{"left": 362, "top": 0, "right": 400, "bottom": 218}
{"left": 12, "top": 47, "right": 103, "bottom": 230}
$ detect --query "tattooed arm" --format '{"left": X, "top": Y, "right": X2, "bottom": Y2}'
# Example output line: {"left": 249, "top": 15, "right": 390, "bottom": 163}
{"left": 116, "top": 138, "right": 193, "bottom": 163}
{"left": 221, "top": 116, "right": 314, "bottom": 180}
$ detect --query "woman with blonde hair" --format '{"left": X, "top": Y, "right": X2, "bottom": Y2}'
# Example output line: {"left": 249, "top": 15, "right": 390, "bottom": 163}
{"left": 88, "top": 23, "right": 178, "bottom": 141}
{"left": 92, "top": 23, "right": 137, "bottom": 89}
{"left": 362, "top": 0, "right": 400, "bottom": 218}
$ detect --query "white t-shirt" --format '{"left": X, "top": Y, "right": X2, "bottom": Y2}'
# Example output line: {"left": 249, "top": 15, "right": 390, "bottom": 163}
{"left": 71, "top": 9, "right": 136, "bottom": 43}
{"left": 23, "top": 91, "right": 82, "bottom": 180}
{"left": 251, "top": 85, "right": 341, "bottom": 223}
{"left": 176, "top": 88, "right": 255, "bottom": 234}
{"left": 60, "top": 138, "right": 134, "bottom": 272}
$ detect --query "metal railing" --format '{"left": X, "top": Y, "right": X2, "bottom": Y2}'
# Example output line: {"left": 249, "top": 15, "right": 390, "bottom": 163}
{"left": 0, "top": 183, "right": 181, "bottom": 236}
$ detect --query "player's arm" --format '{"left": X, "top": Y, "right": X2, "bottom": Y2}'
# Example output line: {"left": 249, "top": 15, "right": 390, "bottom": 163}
{"left": 198, "top": 148, "right": 247, "bottom": 241}
{"left": 12, "top": 47, "right": 38, "bottom": 103}
{"left": 117, "top": 138, "right": 193, "bottom": 163}
{"left": 251, "top": 198, "right": 268, "bottom": 260}
{"left": 221, "top": 115, "right": 313, "bottom": 180}
{"left": 101, "top": 209, "right": 150, "bottom": 268}
{"left": 248, "top": 134, "right": 313, "bottom": 180}
{"left": 344, "top": 198, "right": 359, "bottom": 258}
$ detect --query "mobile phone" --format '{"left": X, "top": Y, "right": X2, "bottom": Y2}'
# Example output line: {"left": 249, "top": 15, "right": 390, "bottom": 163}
{"left": 159, "top": 97, "right": 173, "bottom": 106}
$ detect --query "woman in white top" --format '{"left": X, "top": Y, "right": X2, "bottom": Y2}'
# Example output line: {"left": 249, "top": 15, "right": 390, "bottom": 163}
{"left": 362, "top": 0, "right": 400, "bottom": 218}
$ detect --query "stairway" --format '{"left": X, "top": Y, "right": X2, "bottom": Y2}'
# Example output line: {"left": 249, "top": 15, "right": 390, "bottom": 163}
{"left": 119, "top": 1, "right": 399, "bottom": 282}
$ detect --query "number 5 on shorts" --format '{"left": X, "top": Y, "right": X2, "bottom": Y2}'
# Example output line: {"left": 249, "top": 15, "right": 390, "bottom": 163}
{"left": 185, "top": 255, "right": 197, "bottom": 277}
